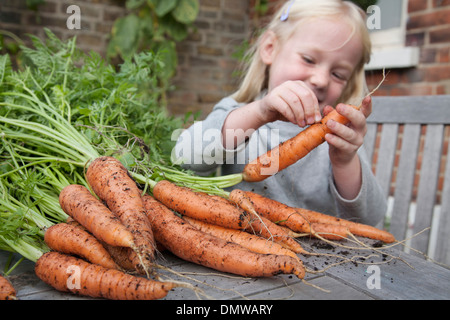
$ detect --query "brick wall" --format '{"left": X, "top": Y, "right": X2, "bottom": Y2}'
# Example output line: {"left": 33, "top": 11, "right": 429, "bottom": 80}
{"left": 0, "top": 0, "right": 250, "bottom": 118}
{"left": 366, "top": 0, "right": 450, "bottom": 96}
{"left": 168, "top": 0, "right": 250, "bottom": 117}
{"left": 0, "top": 0, "right": 126, "bottom": 57}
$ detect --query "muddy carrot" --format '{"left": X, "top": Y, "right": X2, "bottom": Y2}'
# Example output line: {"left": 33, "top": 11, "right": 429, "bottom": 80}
{"left": 184, "top": 216, "right": 304, "bottom": 260}
{"left": 86, "top": 156, "right": 157, "bottom": 273}
{"left": 241, "top": 191, "right": 349, "bottom": 239}
{"left": 297, "top": 207, "right": 395, "bottom": 243}
{"left": 244, "top": 191, "right": 394, "bottom": 243}
{"left": 143, "top": 195, "right": 305, "bottom": 279}
{"left": 242, "top": 106, "right": 358, "bottom": 182}
{"left": 152, "top": 180, "right": 303, "bottom": 252}
{"left": 65, "top": 216, "right": 144, "bottom": 274}
{"left": 44, "top": 223, "right": 120, "bottom": 270}
{"left": 59, "top": 184, "right": 135, "bottom": 248}
{"left": 35, "top": 252, "right": 176, "bottom": 300}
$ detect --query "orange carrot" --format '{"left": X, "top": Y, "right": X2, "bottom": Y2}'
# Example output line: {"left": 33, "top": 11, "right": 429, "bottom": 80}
{"left": 101, "top": 245, "right": 139, "bottom": 273}
{"left": 0, "top": 275, "right": 16, "bottom": 300}
{"left": 152, "top": 180, "right": 303, "bottom": 253}
{"left": 64, "top": 216, "right": 143, "bottom": 274}
{"left": 35, "top": 252, "right": 176, "bottom": 300}
{"left": 183, "top": 216, "right": 305, "bottom": 260}
{"left": 244, "top": 191, "right": 395, "bottom": 243}
{"left": 243, "top": 215, "right": 305, "bottom": 253}
{"left": 143, "top": 195, "right": 305, "bottom": 279}
{"left": 153, "top": 180, "right": 247, "bottom": 229}
{"left": 86, "top": 156, "right": 157, "bottom": 273}
{"left": 297, "top": 207, "right": 396, "bottom": 243}
{"left": 243, "top": 107, "right": 358, "bottom": 182}
{"left": 308, "top": 223, "right": 349, "bottom": 241}
{"left": 232, "top": 190, "right": 347, "bottom": 240}
{"left": 228, "top": 189, "right": 308, "bottom": 249}
{"left": 59, "top": 184, "right": 135, "bottom": 248}
{"left": 44, "top": 223, "right": 120, "bottom": 270}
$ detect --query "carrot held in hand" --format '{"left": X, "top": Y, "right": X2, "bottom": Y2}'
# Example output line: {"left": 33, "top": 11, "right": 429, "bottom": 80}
{"left": 86, "top": 156, "right": 157, "bottom": 274}
{"left": 243, "top": 106, "right": 358, "bottom": 182}
{"left": 0, "top": 275, "right": 16, "bottom": 300}
{"left": 44, "top": 223, "right": 120, "bottom": 270}
{"left": 35, "top": 252, "right": 176, "bottom": 300}
{"left": 143, "top": 195, "right": 305, "bottom": 279}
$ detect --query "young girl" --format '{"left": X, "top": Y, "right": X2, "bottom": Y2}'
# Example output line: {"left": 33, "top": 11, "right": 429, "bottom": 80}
{"left": 174, "top": 0, "right": 387, "bottom": 227}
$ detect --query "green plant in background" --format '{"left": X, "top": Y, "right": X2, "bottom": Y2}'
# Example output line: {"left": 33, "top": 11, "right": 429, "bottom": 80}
{"left": 350, "top": 0, "right": 378, "bottom": 10}
{"left": 108, "top": 0, "right": 199, "bottom": 91}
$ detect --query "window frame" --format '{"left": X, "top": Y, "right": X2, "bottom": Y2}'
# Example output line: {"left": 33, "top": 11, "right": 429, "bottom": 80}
{"left": 365, "top": 0, "right": 420, "bottom": 70}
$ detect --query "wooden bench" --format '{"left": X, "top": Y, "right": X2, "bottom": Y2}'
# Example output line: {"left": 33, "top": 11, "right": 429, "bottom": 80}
{"left": 364, "top": 95, "right": 450, "bottom": 267}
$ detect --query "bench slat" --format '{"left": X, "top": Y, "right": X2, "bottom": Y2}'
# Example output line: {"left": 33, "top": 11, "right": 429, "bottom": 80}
{"left": 374, "top": 124, "right": 398, "bottom": 199}
{"left": 370, "top": 96, "right": 450, "bottom": 124}
{"left": 434, "top": 139, "right": 450, "bottom": 266}
{"left": 411, "top": 125, "right": 445, "bottom": 255}
{"left": 389, "top": 124, "right": 421, "bottom": 240}
{"left": 364, "top": 123, "right": 378, "bottom": 162}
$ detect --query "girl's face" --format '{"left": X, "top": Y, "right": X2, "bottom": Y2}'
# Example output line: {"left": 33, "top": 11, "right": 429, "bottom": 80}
{"left": 261, "top": 17, "right": 363, "bottom": 110}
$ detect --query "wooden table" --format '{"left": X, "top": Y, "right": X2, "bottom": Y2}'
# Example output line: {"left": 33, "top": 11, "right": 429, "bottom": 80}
{"left": 1, "top": 237, "right": 449, "bottom": 302}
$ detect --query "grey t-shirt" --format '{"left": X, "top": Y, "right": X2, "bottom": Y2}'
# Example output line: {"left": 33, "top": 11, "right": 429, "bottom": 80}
{"left": 174, "top": 96, "right": 387, "bottom": 227}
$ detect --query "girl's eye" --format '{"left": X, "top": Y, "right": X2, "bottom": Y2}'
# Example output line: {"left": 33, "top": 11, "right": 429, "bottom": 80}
{"left": 332, "top": 72, "right": 348, "bottom": 82}
{"left": 302, "top": 55, "right": 315, "bottom": 64}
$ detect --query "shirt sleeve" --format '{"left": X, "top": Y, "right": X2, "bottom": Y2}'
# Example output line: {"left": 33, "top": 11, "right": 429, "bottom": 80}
{"left": 173, "top": 97, "right": 246, "bottom": 175}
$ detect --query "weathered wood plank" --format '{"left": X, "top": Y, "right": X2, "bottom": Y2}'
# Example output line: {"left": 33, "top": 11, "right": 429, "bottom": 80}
{"left": 299, "top": 238, "right": 450, "bottom": 300}
{"left": 364, "top": 123, "right": 378, "bottom": 163}
{"left": 371, "top": 96, "right": 450, "bottom": 124}
{"left": 434, "top": 137, "right": 450, "bottom": 267}
{"left": 411, "top": 125, "right": 444, "bottom": 255}
{"left": 246, "top": 275, "right": 373, "bottom": 300}
{"left": 389, "top": 124, "right": 421, "bottom": 240}
{"left": 374, "top": 123, "right": 398, "bottom": 199}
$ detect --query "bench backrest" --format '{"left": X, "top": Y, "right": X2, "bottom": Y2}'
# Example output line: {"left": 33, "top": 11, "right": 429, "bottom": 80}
{"left": 364, "top": 95, "right": 450, "bottom": 267}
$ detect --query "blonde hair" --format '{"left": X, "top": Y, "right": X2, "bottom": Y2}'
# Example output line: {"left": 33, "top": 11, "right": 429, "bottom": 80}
{"left": 232, "top": 0, "right": 372, "bottom": 106}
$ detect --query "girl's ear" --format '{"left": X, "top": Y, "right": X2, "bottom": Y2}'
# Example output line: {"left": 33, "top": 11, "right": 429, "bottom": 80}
{"left": 259, "top": 31, "right": 278, "bottom": 65}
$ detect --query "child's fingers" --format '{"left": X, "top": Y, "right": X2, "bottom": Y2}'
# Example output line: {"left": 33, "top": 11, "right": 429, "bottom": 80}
{"left": 327, "top": 119, "right": 363, "bottom": 147}
{"left": 279, "top": 87, "right": 306, "bottom": 126}
{"left": 360, "top": 95, "right": 372, "bottom": 119}
{"left": 264, "top": 81, "right": 321, "bottom": 127}
{"left": 335, "top": 103, "right": 366, "bottom": 132}
{"left": 291, "top": 81, "right": 321, "bottom": 125}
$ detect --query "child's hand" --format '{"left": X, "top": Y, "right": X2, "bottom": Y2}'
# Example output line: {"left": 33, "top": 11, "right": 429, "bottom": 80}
{"left": 258, "top": 81, "right": 322, "bottom": 127}
{"left": 324, "top": 96, "right": 372, "bottom": 167}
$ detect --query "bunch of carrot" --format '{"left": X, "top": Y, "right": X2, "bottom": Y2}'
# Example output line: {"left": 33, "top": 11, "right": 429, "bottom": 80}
{"left": 34, "top": 156, "right": 309, "bottom": 300}
{"left": 34, "top": 155, "right": 395, "bottom": 300}
{"left": 35, "top": 157, "right": 177, "bottom": 300}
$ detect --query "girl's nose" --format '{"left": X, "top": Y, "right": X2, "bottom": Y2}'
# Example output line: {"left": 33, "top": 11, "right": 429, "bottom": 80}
{"left": 309, "top": 69, "right": 329, "bottom": 89}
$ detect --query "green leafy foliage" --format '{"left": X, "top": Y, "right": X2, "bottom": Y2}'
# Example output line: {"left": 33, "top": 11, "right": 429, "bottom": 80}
{"left": 108, "top": 0, "right": 199, "bottom": 85}
{"left": 0, "top": 30, "right": 189, "bottom": 263}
